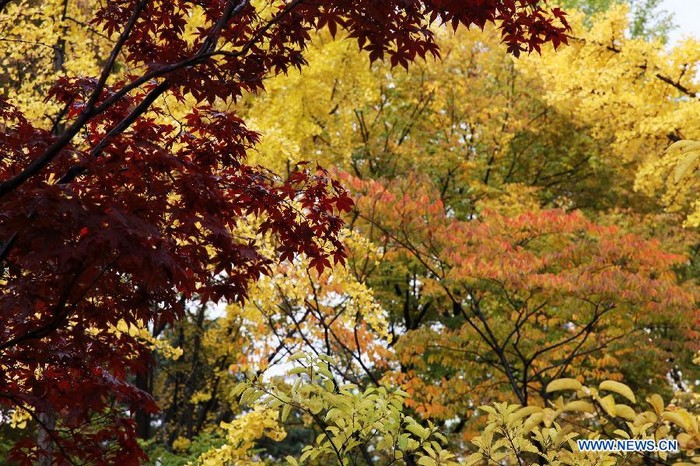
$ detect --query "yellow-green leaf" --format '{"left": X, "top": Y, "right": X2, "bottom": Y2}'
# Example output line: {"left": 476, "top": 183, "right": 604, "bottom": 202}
{"left": 599, "top": 380, "right": 636, "bottom": 404}
{"left": 546, "top": 378, "right": 582, "bottom": 393}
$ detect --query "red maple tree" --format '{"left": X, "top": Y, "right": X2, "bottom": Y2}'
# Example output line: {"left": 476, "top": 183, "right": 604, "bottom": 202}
{"left": 0, "top": 0, "right": 569, "bottom": 463}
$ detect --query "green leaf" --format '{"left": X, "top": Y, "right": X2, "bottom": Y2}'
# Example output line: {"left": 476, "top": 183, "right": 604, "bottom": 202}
{"left": 281, "top": 403, "right": 292, "bottom": 421}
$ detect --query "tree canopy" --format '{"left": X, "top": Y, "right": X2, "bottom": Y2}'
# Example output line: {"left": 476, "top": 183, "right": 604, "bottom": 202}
{"left": 1, "top": 0, "right": 699, "bottom": 465}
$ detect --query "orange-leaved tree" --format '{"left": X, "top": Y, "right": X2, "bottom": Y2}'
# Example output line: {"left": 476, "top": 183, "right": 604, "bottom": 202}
{"left": 346, "top": 173, "right": 697, "bottom": 426}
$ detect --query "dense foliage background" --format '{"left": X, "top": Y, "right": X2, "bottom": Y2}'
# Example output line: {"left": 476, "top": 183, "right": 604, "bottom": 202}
{"left": 0, "top": 0, "right": 699, "bottom": 464}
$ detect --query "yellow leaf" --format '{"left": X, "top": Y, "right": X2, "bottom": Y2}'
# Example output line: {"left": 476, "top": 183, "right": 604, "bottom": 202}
{"left": 673, "top": 151, "right": 700, "bottom": 183}
{"left": 614, "top": 404, "right": 637, "bottom": 421}
{"left": 599, "top": 380, "right": 636, "bottom": 404}
{"left": 510, "top": 406, "right": 542, "bottom": 423}
{"left": 663, "top": 411, "right": 696, "bottom": 433}
{"left": 562, "top": 400, "right": 595, "bottom": 414}
{"left": 406, "top": 421, "right": 430, "bottom": 441}
{"left": 647, "top": 394, "right": 664, "bottom": 415}
{"left": 523, "top": 413, "right": 545, "bottom": 433}
{"left": 666, "top": 140, "right": 700, "bottom": 183}
{"left": 598, "top": 395, "right": 616, "bottom": 416}
{"left": 417, "top": 457, "right": 437, "bottom": 466}
{"left": 546, "top": 378, "right": 583, "bottom": 393}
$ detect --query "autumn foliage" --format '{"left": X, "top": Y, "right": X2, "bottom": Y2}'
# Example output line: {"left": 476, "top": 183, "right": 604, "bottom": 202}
{"left": 0, "top": 0, "right": 575, "bottom": 463}
{"left": 1, "top": 0, "right": 700, "bottom": 465}
{"left": 348, "top": 173, "right": 697, "bottom": 415}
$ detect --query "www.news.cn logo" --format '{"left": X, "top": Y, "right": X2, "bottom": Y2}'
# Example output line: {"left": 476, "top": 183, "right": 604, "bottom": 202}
{"left": 577, "top": 439, "right": 679, "bottom": 452}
